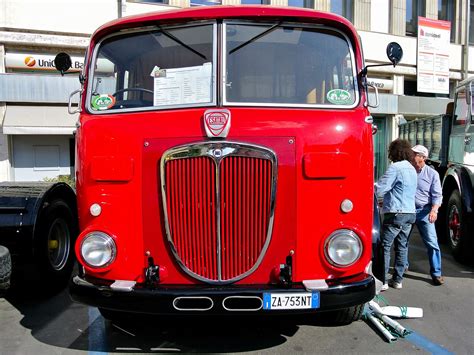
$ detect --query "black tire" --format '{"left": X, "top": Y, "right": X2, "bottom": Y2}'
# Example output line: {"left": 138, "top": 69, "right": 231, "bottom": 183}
{"left": 327, "top": 304, "right": 365, "bottom": 325}
{"left": 35, "top": 199, "right": 77, "bottom": 287}
{"left": 445, "top": 190, "right": 472, "bottom": 264}
{"left": 0, "top": 245, "right": 12, "bottom": 293}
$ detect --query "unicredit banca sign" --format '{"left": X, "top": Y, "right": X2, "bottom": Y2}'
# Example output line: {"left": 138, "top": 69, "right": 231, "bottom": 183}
{"left": 6, "top": 52, "right": 84, "bottom": 72}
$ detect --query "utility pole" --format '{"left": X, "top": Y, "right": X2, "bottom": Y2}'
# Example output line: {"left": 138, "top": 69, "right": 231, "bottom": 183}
{"left": 463, "top": 0, "right": 470, "bottom": 79}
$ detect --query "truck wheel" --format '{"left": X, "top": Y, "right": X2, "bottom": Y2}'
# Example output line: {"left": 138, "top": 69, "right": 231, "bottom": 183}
{"left": 0, "top": 246, "right": 12, "bottom": 294}
{"left": 35, "top": 199, "right": 77, "bottom": 287}
{"left": 328, "top": 304, "right": 364, "bottom": 325}
{"left": 446, "top": 190, "right": 471, "bottom": 263}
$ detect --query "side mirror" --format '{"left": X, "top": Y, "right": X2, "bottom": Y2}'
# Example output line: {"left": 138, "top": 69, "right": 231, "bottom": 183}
{"left": 386, "top": 42, "right": 403, "bottom": 66}
{"left": 54, "top": 52, "right": 72, "bottom": 75}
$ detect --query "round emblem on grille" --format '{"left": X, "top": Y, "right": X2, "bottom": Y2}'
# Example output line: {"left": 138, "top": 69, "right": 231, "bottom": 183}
{"left": 213, "top": 149, "right": 222, "bottom": 158}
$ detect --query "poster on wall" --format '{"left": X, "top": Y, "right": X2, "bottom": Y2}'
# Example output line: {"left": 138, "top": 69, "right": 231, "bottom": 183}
{"left": 417, "top": 17, "right": 451, "bottom": 94}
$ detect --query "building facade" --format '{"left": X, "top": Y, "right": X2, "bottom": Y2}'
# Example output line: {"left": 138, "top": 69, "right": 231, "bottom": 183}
{"left": 0, "top": 0, "right": 472, "bottom": 181}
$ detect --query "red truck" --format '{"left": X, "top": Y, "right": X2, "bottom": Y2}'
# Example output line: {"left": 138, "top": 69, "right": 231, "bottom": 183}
{"left": 2, "top": 6, "right": 402, "bottom": 322}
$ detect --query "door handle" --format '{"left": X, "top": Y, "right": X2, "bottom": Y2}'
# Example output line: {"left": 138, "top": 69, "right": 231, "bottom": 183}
{"left": 465, "top": 136, "right": 471, "bottom": 145}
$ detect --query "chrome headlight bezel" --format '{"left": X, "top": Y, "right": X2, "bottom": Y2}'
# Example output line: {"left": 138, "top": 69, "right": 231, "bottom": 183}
{"left": 80, "top": 231, "right": 116, "bottom": 268}
{"left": 324, "top": 229, "right": 362, "bottom": 267}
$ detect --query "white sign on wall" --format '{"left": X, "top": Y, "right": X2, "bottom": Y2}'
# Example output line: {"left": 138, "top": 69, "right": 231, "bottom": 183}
{"left": 367, "top": 78, "right": 393, "bottom": 91}
{"left": 417, "top": 17, "right": 451, "bottom": 94}
{"left": 6, "top": 52, "right": 84, "bottom": 72}
{"left": 5, "top": 52, "right": 114, "bottom": 74}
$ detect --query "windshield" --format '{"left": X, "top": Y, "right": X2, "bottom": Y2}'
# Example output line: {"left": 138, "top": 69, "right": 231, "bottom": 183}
{"left": 88, "top": 23, "right": 215, "bottom": 112}
{"left": 87, "top": 21, "right": 358, "bottom": 113}
{"left": 224, "top": 22, "right": 357, "bottom": 107}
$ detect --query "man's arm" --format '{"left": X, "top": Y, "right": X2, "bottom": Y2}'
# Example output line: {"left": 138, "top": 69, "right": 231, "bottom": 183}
{"left": 429, "top": 170, "right": 443, "bottom": 223}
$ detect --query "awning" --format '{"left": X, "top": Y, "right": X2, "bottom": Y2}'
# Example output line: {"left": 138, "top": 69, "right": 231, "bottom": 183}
{"left": 2, "top": 105, "right": 78, "bottom": 135}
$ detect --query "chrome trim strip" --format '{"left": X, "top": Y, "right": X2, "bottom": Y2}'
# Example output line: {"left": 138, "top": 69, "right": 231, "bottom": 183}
{"left": 110, "top": 280, "right": 136, "bottom": 292}
{"left": 215, "top": 147, "right": 222, "bottom": 281}
{"left": 160, "top": 141, "right": 278, "bottom": 285}
{"left": 222, "top": 296, "right": 263, "bottom": 311}
{"left": 222, "top": 20, "right": 360, "bottom": 109}
{"left": 172, "top": 296, "right": 214, "bottom": 311}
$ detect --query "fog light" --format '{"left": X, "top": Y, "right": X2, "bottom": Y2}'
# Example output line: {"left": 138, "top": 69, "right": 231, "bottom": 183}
{"left": 90, "top": 203, "right": 102, "bottom": 217}
{"left": 325, "top": 229, "right": 362, "bottom": 267}
{"left": 81, "top": 231, "right": 116, "bottom": 268}
{"left": 340, "top": 199, "right": 353, "bottom": 213}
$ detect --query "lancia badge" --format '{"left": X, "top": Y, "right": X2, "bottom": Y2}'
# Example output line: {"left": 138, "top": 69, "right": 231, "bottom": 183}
{"left": 204, "top": 109, "right": 231, "bottom": 138}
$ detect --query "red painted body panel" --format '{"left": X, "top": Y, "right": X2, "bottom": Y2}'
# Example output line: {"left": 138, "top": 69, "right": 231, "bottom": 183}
{"left": 74, "top": 7, "right": 373, "bottom": 289}
{"left": 75, "top": 107, "right": 373, "bottom": 283}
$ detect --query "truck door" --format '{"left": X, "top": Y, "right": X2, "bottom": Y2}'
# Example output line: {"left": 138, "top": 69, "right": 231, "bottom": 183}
{"left": 449, "top": 85, "right": 470, "bottom": 165}
{"left": 465, "top": 82, "right": 474, "bottom": 167}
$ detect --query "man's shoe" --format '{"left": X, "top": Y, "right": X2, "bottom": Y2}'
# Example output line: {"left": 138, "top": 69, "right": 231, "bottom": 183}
{"left": 432, "top": 276, "right": 444, "bottom": 286}
{"left": 388, "top": 279, "right": 402, "bottom": 289}
{"left": 381, "top": 283, "right": 389, "bottom": 291}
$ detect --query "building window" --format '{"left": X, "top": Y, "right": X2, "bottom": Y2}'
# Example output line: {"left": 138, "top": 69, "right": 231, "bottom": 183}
{"left": 241, "top": 0, "right": 269, "bottom": 4}
{"left": 438, "top": 0, "right": 455, "bottom": 42}
{"left": 331, "top": 0, "right": 354, "bottom": 23}
{"left": 406, "top": 0, "right": 425, "bottom": 36}
{"left": 190, "top": 0, "right": 221, "bottom": 5}
{"left": 288, "top": 0, "right": 314, "bottom": 9}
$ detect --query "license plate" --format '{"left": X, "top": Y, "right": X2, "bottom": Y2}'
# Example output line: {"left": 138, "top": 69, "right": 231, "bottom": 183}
{"left": 263, "top": 292, "right": 320, "bottom": 310}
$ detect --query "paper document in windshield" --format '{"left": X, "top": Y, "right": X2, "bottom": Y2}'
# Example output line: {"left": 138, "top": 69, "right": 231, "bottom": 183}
{"left": 153, "top": 63, "right": 212, "bottom": 106}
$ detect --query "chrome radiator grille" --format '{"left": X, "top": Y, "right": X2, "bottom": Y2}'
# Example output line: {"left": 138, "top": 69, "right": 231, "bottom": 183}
{"left": 161, "top": 142, "right": 277, "bottom": 284}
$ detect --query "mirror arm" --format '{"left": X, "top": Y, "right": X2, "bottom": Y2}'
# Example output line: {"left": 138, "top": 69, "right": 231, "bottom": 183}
{"left": 57, "top": 71, "right": 86, "bottom": 85}
{"left": 360, "top": 63, "right": 396, "bottom": 77}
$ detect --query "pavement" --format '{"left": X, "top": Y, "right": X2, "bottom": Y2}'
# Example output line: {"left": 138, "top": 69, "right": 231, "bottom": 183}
{"left": 0, "top": 227, "right": 473, "bottom": 354}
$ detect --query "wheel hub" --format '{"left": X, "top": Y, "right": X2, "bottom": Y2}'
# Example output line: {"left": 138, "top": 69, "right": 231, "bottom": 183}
{"left": 448, "top": 206, "right": 461, "bottom": 247}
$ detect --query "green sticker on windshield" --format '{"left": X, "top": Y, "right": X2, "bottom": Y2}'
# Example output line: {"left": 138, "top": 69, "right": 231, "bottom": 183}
{"left": 326, "top": 89, "right": 352, "bottom": 105}
{"left": 92, "top": 94, "right": 115, "bottom": 110}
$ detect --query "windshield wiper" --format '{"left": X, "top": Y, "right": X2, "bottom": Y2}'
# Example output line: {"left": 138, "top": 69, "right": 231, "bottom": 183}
{"left": 229, "top": 22, "right": 282, "bottom": 55}
{"left": 156, "top": 26, "right": 207, "bottom": 60}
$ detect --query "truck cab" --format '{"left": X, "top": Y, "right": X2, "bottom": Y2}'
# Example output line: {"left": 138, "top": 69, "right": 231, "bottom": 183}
{"left": 443, "top": 78, "right": 474, "bottom": 263}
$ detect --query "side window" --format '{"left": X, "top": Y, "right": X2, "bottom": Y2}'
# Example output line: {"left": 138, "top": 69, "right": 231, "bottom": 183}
{"left": 453, "top": 88, "right": 468, "bottom": 126}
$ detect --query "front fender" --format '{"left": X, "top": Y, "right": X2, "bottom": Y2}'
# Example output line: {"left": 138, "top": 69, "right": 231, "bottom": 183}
{"left": 371, "top": 195, "right": 384, "bottom": 283}
{"left": 444, "top": 166, "right": 473, "bottom": 213}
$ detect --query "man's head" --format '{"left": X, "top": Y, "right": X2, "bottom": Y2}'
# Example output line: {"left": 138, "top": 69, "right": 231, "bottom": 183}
{"left": 412, "top": 144, "right": 428, "bottom": 169}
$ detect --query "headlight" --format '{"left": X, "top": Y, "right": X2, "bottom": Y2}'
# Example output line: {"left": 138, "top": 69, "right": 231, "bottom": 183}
{"left": 80, "top": 231, "right": 116, "bottom": 268}
{"left": 325, "top": 229, "right": 362, "bottom": 267}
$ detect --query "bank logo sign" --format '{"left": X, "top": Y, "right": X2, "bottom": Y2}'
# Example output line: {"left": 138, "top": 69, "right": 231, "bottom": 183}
{"left": 5, "top": 52, "right": 84, "bottom": 72}
{"left": 24, "top": 56, "right": 36, "bottom": 67}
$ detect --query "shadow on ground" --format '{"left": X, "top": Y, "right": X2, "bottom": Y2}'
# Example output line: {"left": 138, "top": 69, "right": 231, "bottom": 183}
{"left": 5, "top": 277, "right": 347, "bottom": 353}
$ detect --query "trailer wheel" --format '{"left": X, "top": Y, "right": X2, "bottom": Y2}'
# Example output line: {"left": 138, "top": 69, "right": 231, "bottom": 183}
{"left": 446, "top": 190, "right": 471, "bottom": 263}
{"left": 35, "top": 199, "right": 77, "bottom": 287}
{"left": 0, "top": 246, "right": 12, "bottom": 294}
{"left": 328, "top": 303, "right": 364, "bottom": 325}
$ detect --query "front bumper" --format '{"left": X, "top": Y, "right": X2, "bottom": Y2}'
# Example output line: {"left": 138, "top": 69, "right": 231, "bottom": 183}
{"left": 70, "top": 273, "right": 375, "bottom": 315}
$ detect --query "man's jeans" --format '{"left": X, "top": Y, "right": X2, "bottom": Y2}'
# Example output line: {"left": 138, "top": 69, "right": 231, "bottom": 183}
{"left": 382, "top": 213, "right": 416, "bottom": 283}
{"left": 415, "top": 205, "right": 442, "bottom": 277}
